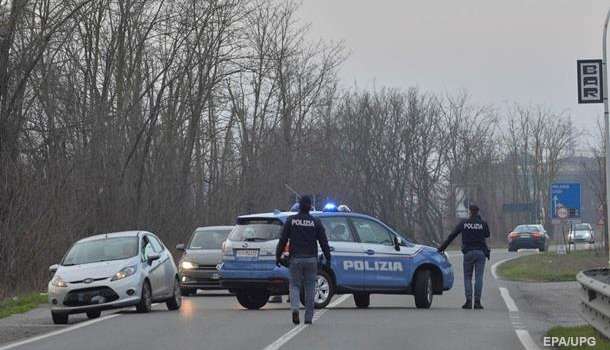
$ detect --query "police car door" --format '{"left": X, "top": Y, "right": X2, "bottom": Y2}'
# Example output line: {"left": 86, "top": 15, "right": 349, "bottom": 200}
{"left": 350, "top": 217, "right": 409, "bottom": 290}
{"left": 319, "top": 216, "right": 364, "bottom": 290}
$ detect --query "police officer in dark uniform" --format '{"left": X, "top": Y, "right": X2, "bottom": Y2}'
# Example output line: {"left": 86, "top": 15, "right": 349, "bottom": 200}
{"left": 276, "top": 195, "right": 331, "bottom": 325}
{"left": 437, "top": 204, "right": 490, "bottom": 310}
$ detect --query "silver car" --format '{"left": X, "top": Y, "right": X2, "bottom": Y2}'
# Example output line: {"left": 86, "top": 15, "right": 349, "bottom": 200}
{"left": 176, "top": 226, "right": 233, "bottom": 295}
{"left": 568, "top": 223, "right": 595, "bottom": 244}
{"left": 48, "top": 231, "right": 181, "bottom": 324}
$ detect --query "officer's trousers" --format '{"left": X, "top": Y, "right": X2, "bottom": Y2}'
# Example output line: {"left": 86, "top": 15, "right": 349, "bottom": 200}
{"left": 289, "top": 257, "right": 317, "bottom": 322}
{"left": 463, "top": 250, "right": 486, "bottom": 302}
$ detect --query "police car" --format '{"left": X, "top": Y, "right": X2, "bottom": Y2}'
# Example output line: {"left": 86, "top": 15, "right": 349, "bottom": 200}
{"left": 219, "top": 204, "right": 454, "bottom": 310}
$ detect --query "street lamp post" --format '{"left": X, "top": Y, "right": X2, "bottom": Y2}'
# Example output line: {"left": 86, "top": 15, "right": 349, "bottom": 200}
{"left": 603, "top": 8, "right": 610, "bottom": 266}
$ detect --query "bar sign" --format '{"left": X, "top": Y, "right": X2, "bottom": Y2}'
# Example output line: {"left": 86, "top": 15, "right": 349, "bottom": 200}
{"left": 577, "top": 59, "right": 603, "bottom": 104}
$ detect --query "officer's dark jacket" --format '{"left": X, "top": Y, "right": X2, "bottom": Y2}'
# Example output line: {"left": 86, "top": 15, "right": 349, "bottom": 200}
{"left": 439, "top": 215, "right": 490, "bottom": 255}
{"left": 276, "top": 212, "right": 331, "bottom": 261}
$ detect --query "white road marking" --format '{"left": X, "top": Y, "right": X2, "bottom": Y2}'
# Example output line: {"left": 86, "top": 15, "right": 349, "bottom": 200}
{"left": 262, "top": 294, "right": 350, "bottom": 350}
{"left": 491, "top": 255, "right": 542, "bottom": 350}
{"left": 0, "top": 314, "right": 120, "bottom": 350}
{"left": 491, "top": 254, "right": 522, "bottom": 279}
{"left": 499, "top": 287, "right": 519, "bottom": 312}
{"left": 515, "top": 329, "right": 541, "bottom": 350}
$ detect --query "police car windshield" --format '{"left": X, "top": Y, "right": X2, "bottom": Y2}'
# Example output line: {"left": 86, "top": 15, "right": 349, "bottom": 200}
{"left": 62, "top": 237, "right": 139, "bottom": 265}
{"left": 228, "top": 218, "right": 283, "bottom": 242}
{"left": 188, "top": 229, "right": 231, "bottom": 249}
{"left": 572, "top": 224, "right": 591, "bottom": 231}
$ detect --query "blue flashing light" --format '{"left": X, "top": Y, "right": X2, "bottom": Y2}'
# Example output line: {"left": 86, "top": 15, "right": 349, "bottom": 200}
{"left": 323, "top": 203, "right": 337, "bottom": 212}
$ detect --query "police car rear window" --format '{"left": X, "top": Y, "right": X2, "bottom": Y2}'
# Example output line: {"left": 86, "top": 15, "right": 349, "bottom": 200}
{"left": 229, "top": 218, "right": 283, "bottom": 242}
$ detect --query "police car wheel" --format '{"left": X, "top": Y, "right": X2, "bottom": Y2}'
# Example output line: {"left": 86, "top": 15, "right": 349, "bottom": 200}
{"left": 353, "top": 293, "right": 370, "bottom": 308}
{"left": 414, "top": 269, "right": 433, "bottom": 309}
{"left": 236, "top": 290, "right": 269, "bottom": 310}
{"left": 300, "top": 270, "right": 334, "bottom": 309}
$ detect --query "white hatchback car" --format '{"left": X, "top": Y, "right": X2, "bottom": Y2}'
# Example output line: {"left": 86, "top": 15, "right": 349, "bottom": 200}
{"left": 48, "top": 231, "right": 181, "bottom": 324}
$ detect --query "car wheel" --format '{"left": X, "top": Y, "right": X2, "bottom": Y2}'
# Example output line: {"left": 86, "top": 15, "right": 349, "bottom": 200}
{"left": 413, "top": 269, "right": 433, "bottom": 309}
{"left": 166, "top": 278, "right": 182, "bottom": 311}
{"left": 353, "top": 293, "right": 370, "bottom": 308}
{"left": 86, "top": 310, "right": 101, "bottom": 319}
{"left": 136, "top": 281, "right": 152, "bottom": 313}
{"left": 51, "top": 311, "right": 68, "bottom": 324}
{"left": 300, "top": 270, "right": 334, "bottom": 309}
{"left": 236, "top": 290, "right": 269, "bottom": 310}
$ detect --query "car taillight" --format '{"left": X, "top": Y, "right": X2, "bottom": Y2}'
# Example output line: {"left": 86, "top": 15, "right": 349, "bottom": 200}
{"left": 531, "top": 232, "right": 543, "bottom": 239}
{"left": 508, "top": 232, "right": 518, "bottom": 240}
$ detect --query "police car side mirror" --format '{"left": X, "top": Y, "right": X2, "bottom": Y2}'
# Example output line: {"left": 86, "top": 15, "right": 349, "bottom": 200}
{"left": 176, "top": 243, "right": 186, "bottom": 251}
{"left": 49, "top": 264, "right": 58, "bottom": 273}
{"left": 393, "top": 236, "right": 401, "bottom": 251}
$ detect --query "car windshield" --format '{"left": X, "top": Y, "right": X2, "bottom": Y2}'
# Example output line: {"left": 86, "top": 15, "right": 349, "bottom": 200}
{"left": 188, "top": 228, "right": 231, "bottom": 249}
{"left": 228, "top": 219, "right": 283, "bottom": 242}
{"left": 62, "top": 237, "right": 139, "bottom": 265}
{"left": 514, "top": 225, "right": 539, "bottom": 233}
{"left": 573, "top": 224, "right": 591, "bottom": 231}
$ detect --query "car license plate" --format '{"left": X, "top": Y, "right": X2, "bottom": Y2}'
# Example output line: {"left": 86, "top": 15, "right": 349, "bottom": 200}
{"left": 520, "top": 234, "right": 530, "bottom": 238}
{"left": 235, "top": 249, "right": 259, "bottom": 259}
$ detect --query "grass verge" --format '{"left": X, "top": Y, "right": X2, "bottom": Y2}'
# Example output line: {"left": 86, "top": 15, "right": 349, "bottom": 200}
{"left": 496, "top": 250, "right": 608, "bottom": 282}
{"left": 546, "top": 325, "right": 610, "bottom": 350}
{"left": 0, "top": 293, "right": 48, "bottom": 319}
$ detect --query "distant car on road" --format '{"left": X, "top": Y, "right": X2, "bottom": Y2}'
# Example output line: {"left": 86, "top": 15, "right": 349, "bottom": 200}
{"left": 507, "top": 224, "right": 549, "bottom": 252}
{"left": 219, "top": 205, "right": 453, "bottom": 310}
{"left": 48, "top": 231, "right": 181, "bottom": 324}
{"left": 568, "top": 223, "right": 595, "bottom": 244}
{"left": 176, "top": 226, "right": 233, "bottom": 296}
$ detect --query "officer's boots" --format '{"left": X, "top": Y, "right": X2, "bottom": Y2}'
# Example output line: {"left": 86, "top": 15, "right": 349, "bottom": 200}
{"left": 292, "top": 310, "right": 300, "bottom": 325}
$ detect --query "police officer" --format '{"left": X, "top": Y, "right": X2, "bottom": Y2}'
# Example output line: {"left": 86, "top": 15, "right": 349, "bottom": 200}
{"left": 276, "top": 195, "right": 331, "bottom": 325}
{"left": 437, "top": 204, "right": 490, "bottom": 310}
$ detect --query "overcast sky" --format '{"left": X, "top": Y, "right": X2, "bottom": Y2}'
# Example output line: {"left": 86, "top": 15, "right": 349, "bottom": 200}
{"left": 298, "top": 0, "right": 610, "bottom": 133}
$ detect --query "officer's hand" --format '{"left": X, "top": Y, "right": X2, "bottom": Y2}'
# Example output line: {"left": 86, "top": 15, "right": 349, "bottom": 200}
{"left": 437, "top": 247, "right": 444, "bottom": 253}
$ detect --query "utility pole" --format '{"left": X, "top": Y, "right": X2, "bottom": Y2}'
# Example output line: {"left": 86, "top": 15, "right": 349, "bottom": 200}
{"left": 603, "top": 8, "right": 610, "bottom": 266}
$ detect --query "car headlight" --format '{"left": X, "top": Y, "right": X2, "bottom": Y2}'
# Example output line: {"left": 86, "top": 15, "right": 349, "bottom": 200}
{"left": 111, "top": 265, "right": 137, "bottom": 281}
{"left": 181, "top": 261, "right": 197, "bottom": 270}
{"left": 51, "top": 275, "right": 68, "bottom": 288}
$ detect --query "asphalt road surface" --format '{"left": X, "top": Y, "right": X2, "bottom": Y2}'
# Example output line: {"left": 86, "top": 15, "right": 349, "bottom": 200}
{"left": 0, "top": 250, "right": 550, "bottom": 350}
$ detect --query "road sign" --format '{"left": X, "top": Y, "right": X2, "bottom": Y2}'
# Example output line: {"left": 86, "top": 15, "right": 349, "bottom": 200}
{"left": 577, "top": 59, "right": 603, "bottom": 103}
{"left": 550, "top": 183, "right": 581, "bottom": 221}
{"left": 455, "top": 186, "right": 469, "bottom": 219}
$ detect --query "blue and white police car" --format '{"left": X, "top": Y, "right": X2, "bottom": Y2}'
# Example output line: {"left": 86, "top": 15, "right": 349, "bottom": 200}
{"left": 219, "top": 204, "right": 454, "bottom": 310}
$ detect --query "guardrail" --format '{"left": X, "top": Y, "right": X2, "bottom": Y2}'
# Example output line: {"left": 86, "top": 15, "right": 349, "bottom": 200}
{"left": 576, "top": 268, "right": 610, "bottom": 338}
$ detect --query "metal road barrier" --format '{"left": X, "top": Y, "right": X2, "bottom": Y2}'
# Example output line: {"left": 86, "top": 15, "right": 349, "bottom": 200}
{"left": 577, "top": 268, "right": 610, "bottom": 338}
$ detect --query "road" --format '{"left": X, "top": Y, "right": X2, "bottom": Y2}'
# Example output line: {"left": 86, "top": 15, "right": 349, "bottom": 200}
{"left": 0, "top": 250, "right": 550, "bottom": 350}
